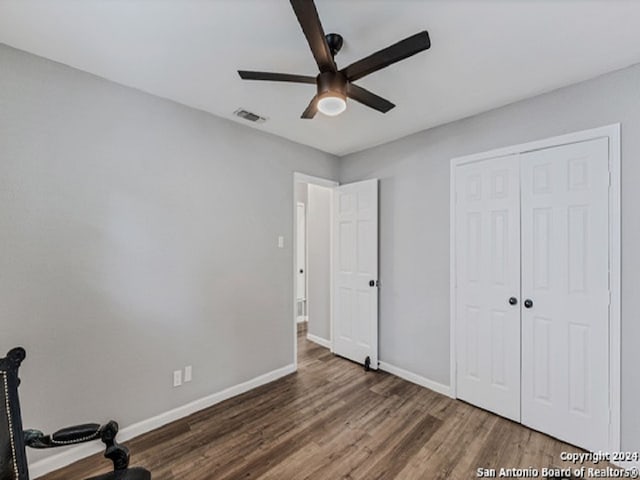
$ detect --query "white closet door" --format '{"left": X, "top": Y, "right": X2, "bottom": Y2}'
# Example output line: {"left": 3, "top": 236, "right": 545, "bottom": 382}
{"left": 455, "top": 155, "right": 521, "bottom": 421}
{"left": 332, "top": 179, "right": 379, "bottom": 369}
{"left": 521, "top": 138, "right": 610, "bottom": 452}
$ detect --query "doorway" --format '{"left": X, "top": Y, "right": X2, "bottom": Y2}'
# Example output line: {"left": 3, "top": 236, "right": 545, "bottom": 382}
{"left": 293, "top": 173, "right": 337, "bottom": 368}
{"left": 293, "top": 173, "right": 381, "bottom": 371}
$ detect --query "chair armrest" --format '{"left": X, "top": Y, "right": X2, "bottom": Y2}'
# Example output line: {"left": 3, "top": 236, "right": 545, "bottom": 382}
{"left": 25, "top": 423, "right": 102, "bottom": 448}
{"left": 25, "top": 420, "right": 131, "bottom": 471}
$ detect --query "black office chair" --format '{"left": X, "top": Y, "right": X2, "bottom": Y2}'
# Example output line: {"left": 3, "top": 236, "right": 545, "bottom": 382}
{"left": 0, "top": 347, "right": 151, "bottom": 480}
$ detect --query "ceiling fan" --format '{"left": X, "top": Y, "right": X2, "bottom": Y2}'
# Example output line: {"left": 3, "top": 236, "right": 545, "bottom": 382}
{"left": 238, "top": 0, "right": 431, "bottom": 119}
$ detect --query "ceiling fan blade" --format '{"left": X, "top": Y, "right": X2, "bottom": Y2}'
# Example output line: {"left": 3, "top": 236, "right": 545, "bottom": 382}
{"left": 290, "top": 0, "right": 337, "bottom": 73}
{"left": 341, "top": 31, "right": 431, "bottom": 82}
{"left": 238, "top": 71, "right": 316, "bottom": 84}
{"left": 347, "top": 83, "right": 395, "bottom": 113}
{"left": 301, "top": 96, "right": 318, "bottom": 119}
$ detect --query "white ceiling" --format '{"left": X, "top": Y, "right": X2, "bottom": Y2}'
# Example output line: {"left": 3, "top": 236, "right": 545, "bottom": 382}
{"left": 1, "top": 1, "right": 640, "bottom": 156}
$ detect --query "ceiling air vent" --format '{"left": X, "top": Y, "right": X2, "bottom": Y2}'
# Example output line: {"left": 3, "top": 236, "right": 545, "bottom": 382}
{"left": 234, "top": 108, "right": 267, "bottom": 124}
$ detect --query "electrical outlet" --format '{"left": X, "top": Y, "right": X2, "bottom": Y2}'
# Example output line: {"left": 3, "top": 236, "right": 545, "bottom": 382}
{"left": 184, "top": 365, "right": 192, "bottom": 383}
{"left": 173, "top": 370, "right": 182, "bottom": 387}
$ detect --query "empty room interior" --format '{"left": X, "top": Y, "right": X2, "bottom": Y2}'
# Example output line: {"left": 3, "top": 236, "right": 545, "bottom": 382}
{"left": 1, "top": 1, "right": 639, "bottom": 479}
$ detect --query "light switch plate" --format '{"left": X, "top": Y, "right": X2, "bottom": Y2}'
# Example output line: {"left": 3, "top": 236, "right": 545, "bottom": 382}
{"left": 184, "top": 365, "right": 192, "bottom": 383}
{"left": 278, "top": 236, "right": 284, "bottom": 248}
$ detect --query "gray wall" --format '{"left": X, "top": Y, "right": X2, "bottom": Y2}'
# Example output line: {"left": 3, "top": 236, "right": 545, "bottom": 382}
{"left": 307, "top": 184, "right": 331, "bottom": 341}
{"left": 0, "top": 44, "right": 339, "bottom": 463}
{"left": 339, "top": 62, "right": 640, "bottom": 450}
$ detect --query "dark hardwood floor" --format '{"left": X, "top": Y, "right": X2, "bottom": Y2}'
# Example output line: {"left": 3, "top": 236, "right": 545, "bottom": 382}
{"left": 41, "top": 323, "right": 613, "bottom": 479}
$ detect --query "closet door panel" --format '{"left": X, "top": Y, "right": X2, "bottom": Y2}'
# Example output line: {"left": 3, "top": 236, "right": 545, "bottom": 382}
{"left": 455, "top": 155, "right": 521, "bottom": 421}
{"left": 520, "top": 138, "right": 610, "bottom": 452}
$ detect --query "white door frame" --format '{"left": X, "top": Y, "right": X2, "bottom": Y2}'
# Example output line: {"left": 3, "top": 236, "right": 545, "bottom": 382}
{"left": 449, "top": 124, "right": 621, "bottom": 451}
{"left": 293, "top": 173, "right": 339, "bottom": 370}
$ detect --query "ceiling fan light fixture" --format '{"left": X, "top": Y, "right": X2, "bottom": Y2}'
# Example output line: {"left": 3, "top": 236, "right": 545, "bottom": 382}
{"left": 317, "top": 93, "right": 346, "bottom": 116}
{"left": 316, "top": 71, "right": 347, "bottom": 117}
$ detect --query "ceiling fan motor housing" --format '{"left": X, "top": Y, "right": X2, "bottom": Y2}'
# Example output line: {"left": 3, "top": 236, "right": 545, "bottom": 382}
{"left": 317, "top": 71, "right": 347, "bottom": 102}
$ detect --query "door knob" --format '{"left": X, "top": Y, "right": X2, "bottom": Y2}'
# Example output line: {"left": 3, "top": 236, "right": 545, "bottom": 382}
{"left": 369, "top": 280, "right": 376, "bottom": 287}
{"left": 524, "top": 299, "right": 533, "bottom": 309}
{"left": 508, "top": 297, "right": 518, "bottom": 306}
{"left": 299, "top": 269, "right": 304, "bottom": 274}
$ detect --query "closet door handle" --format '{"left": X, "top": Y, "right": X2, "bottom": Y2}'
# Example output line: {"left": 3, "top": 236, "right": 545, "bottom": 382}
{"left": 524, "top": 299, "right": 533, "bottom": 309}
{"left": 508, "top": 297, "right": 518, "bottom": 306}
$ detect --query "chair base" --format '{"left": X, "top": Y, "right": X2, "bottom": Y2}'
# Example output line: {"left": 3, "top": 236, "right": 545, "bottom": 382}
{"left": 87, "top": 467, "right": 151, "bottom": 480}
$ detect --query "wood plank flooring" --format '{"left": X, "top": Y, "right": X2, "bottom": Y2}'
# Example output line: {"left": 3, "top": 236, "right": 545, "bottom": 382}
{"left": 41, "top": 324, "right": 615, "bottom": 479}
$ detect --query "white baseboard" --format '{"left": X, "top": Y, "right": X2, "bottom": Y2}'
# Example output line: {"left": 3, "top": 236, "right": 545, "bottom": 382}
{"left": 296, "top": 316, "right": 308, "bottom": 324}
{"left": 378, "top": 361, "right": 453, "bottom": 398}
{"left": 306, "top": 334, "right": 330, "bottom": 349}
{"left": 30, "top": 363, "right": 296, "bottom": 478}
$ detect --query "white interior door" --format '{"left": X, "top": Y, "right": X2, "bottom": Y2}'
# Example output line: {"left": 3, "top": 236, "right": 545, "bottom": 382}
{"left": 455, "top": 155, "right": 522, "bottom": 421}
{"left": 520, "top": 138, "right": 610, "bottom": 452}
{"left": 332, "top": 179, "right": 379, "bottom": 368}
{"left": 296, "top": 202, "right": 306, "bottom": 302}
